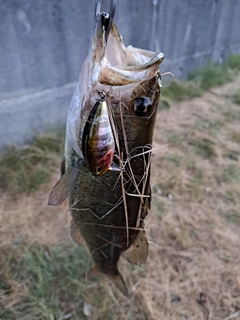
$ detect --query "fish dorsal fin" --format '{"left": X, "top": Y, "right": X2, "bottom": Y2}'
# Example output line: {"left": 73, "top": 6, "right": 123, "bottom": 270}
{"left": 48, "top": 167, "right": 79, "bottom": 206}
{"left": 123, "top": 230, "right": 149, "bottom": 265}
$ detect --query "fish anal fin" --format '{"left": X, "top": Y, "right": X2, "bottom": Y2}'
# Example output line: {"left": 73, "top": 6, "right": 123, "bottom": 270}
{"left": 70, "top": 221, "right": 83, "bottom": 246}
{"left": 123, "top": 230, "right": 148, "bottom": 265}
{"left": 48, "top": 167, "right": 79, "bottom": 206}
{"left": 110, "top": 271, "right": 129, "bottom": 297}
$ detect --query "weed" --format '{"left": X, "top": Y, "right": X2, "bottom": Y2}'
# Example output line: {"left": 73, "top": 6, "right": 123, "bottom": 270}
{"left": 219, "top": 164, "right": 240, "bottom": 183}
{"left": 165, "top": 130, "right": 183, "bottom": 146}
{"left": 154, "top": 175, "right": 177, "bottom": 197}
{"left": 0, "top": 129, "right": 65, "bottom": 194}
{"left": 189, "top": 63, "right": 233, "bottom": 90}
{"left": 224, "top": 150, "right": 239, "bottom": 161}
{"left": 162, "top": 154, "right": 181, "bottom": 165}
{"left": 230, "top": 92, "right": 240, "bottom": 105}
{"left": 185, "top": 161, "right": 203, "bottom": 181}
{"left": 32, "top": 129, "right": 65, "bottom": 153}
{"left": 153, "top": 199, "right": 168, "bottom": 220}
{"left": 224, "top": 209, "right": 240, "bottom": 225}
{"left": 162, "top": 54, "right": 240, "bottom": 102}
{"left": 223, "top": 54, "right": 240, "bottom": 71}
{"left": 0, "top": 243, "right": 148, "bottom": 320}
{"left": 176, "top": 230, "right": 192, "bottom": 250}
{"left": 189, "top": 138, "right": 216, "bottom": 159}
{"left": 162, "top": 81, "right": 202, "bottom": 101}
{"left": 231, "top": 131, "right": 240, "bottom": 144}
{"left": 222, "top": 107, "right": 240, "bottom": 121}
{"left": 194, "top": 118, "right": 223, "bottom": 132}
{"left": 178, "top": 179, "right": 204, "bottom": 202}
{"left": 0, "top": 244, "right": 89, "bottom": 319}
{"left": 159, "top": 98, "right": 171, "bottom": 110}
{"left": 224, "top": 190, "right": 239, "bottom": 204}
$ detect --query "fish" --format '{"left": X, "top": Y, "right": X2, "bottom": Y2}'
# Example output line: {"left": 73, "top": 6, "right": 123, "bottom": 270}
{"left": 48, "top": 3, "right": 164, "bottom": 297}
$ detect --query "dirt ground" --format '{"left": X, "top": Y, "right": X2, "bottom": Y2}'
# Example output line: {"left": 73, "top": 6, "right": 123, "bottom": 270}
{"left": 1, "top": 76, "right": 240, "bottom": 319}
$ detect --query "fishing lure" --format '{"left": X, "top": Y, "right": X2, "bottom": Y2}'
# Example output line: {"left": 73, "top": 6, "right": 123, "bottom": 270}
{"left": 82, "top": 97, "right": 116, "bottom": 176}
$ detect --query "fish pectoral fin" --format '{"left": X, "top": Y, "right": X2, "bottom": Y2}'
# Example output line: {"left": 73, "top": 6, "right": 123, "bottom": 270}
{"left": 48, "top": 167, "right": 79, "bottom": 206}
{"left": 122, "top": 230, "right": 149, "bottom": 265}
{"left": 70, "top": 221, "right": 82, "bottom": 246}
{"left": 110, "top": 271, "right": 129, "bottom": 297}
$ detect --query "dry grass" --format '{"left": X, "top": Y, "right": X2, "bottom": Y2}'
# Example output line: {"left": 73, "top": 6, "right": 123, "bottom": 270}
{"left": 1, "top": 73, "right": 240, "bottom": 319}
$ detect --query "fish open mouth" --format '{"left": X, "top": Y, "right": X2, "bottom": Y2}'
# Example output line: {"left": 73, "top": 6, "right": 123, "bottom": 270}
{"left": 90, "top": 10, "right": 164, "bottom": 86}
{"left": 99, "top": 21, "right": 164, "bottom": 85}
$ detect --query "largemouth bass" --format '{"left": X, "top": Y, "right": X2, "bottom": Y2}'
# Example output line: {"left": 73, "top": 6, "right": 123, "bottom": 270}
{"left": 49, "top": 2, "right": 163, "bottom": 296}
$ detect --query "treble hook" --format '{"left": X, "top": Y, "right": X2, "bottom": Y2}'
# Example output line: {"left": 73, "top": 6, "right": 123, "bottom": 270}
{"left": 95, "top": 0, "right": 117, "bottom": 43}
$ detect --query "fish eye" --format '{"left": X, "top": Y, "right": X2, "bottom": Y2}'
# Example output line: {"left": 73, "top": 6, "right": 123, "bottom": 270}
{"left": 133, "top": 97, "right": 151, "bottom": 117}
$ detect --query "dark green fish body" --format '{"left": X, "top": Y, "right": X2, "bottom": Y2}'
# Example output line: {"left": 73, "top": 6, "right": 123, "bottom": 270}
{"left": 49, "top": 12, "right": 163, "bottom": 296}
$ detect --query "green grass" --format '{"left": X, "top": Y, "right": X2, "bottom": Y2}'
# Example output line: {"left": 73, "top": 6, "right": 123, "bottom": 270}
{"left": 0, "top": 129, "right": 65, "bottom": 194}
{"left": 0, "top": 243, "right": 148, "bottom": 320}
{"left": 161, "top": 154, "right": 181, "bottom": 165}
{"left": 162, "top": 80, "right": 202, "bottom": 101}
{"left": 0, "top": 244, "right": 117, "bottom": 320}
{"left": 152, "top": 199, "right": 168, "bottom": 220}
{"left": 161, "top": 54, "right": 240, "bottom": 102}
{"left": 0, "top": 244, "right": 90, "bottom": 320}
{"left": 231, "top": 131, "right": 240, "bottom": 144}
{"left": 223, "top": 54, "right": 240, "bottom": 71}
{"left": 189, "top": 138, "right": 216, "bottom": 159}
{"left": 194, "top": 118, "right": 223, "bottom": 132}
{"left": 158, "top": 98, "right": 171, "bottom": 110}
{"left": 165, "top": 130, "right": 184, "bottom": 146}
{"left": 222, "top": 108, "right": 240, "bottom": 121}
{"left": 230, "top": 92, "right": 240, "bottom": 105}
{"left": 219, "top": 164, "right": 240, "bottom": 183}
{"left": 189, "top": 63, "right": 233, "bottom": 91}
{"left": 224, "top": 209, "right": 240, "bottom": 225}
{"left": 153, "top": 175, "right": 177, "bottom": 197}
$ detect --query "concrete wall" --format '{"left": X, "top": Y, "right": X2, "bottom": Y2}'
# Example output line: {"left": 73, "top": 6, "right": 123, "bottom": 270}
{"left": 1, "top": 0, "right": 240, "bottom": 148}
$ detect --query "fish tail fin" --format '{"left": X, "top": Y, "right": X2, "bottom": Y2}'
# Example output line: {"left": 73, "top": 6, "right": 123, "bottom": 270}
{"left": 110, "top": 271, "right": 129, "bottom": 298}
{"left": 88, "top": 265, "right": 128, "bottom": 297}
